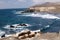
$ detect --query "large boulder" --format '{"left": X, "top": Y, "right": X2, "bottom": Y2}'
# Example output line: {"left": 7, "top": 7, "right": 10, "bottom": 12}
{"left": 16, "top": 29, "right": 31, "bottom": 37}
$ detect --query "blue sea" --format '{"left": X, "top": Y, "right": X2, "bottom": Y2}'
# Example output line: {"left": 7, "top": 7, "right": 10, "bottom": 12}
{"left": 0, "top": 8, "right": 60, "bottom": 35}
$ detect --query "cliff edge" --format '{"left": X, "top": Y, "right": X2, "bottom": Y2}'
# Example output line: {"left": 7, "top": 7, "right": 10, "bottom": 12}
{"left": 27, "top": 2, "right": 60, "bottom": 13}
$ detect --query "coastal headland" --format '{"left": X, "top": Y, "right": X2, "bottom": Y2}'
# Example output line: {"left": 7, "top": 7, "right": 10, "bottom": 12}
{"left": 22, "top": 2, "right": 60, "bottom": 13}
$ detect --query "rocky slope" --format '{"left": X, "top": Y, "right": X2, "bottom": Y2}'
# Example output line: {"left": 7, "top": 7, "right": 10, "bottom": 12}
{"left": 22, "top": 2, "right": 60, "bottom": 13}
{"left": 0, "top": 30, "right": 60, "bottom": 40}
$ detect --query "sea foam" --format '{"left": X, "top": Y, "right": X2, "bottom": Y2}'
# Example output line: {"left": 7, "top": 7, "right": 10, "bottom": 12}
{"left": 3, "top": 24, "right": 23, "bottom": 30}
{"left": 3, "top": 23, "right": 31, "bottom": 30}
{"left": 0, "top": 30, "right": 5, "bottom": 37}
{"left": 18, "top": 13, "right": 60, "bottom": 19}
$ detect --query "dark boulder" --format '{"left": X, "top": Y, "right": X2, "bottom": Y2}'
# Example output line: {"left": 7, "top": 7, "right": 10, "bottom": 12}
{"left": 10, "top": 25, "right": 15, "bottom": 28}
{"left": 19, "top": 24, "right": 27, "bottom": 26}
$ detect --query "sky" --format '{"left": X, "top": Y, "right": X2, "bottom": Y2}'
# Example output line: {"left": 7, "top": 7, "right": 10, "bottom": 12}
{"left": 0, "top": 0, "right": 60, "bottom": 9}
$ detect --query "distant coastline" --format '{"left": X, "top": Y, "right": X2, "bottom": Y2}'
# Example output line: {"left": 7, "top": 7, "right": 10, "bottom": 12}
{"left": 22, "top": 2, "right": 60, "bottom": 13}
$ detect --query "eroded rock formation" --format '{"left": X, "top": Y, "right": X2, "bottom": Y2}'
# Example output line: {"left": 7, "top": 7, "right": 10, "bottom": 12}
{"left": 1, "top": 30, "right": 60, "bottom": 40}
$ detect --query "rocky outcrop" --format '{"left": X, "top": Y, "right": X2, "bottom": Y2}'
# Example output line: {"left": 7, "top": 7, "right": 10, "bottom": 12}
{"left": 1, "top": 30, "right": 60, "bottom": 40}
{"left": 0, "top": 30, "right": 40, "bottom": 40}
{"left": 16, "top": 30, "right": 37, "bottom": 39}
{"left": 21, "top": 9, "right": 35, "bottom": 13}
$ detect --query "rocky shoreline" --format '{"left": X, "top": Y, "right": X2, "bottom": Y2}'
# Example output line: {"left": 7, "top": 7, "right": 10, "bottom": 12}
{"left": 0, "top": 29, "right": 60, "bottom": 40}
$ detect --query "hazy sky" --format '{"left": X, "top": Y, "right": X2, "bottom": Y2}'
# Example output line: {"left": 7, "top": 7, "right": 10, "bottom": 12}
{"left": 0, "top": 0, "right": 60, "bottom": 9}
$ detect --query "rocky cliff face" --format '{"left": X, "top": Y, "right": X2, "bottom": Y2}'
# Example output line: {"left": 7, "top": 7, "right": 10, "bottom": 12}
{"left": 29, "top": 2, "right": 60, "bottom": 13}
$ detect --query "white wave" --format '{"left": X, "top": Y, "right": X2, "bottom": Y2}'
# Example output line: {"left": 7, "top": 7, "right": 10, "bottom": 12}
{"left": 12, "top": 23, "right": 31, "bottom": 28}
{"left": 0, "top": 30, "right": 5, "bottom": 38}
{"left": 45, "top": 25, "right": 50, "bottom": 28}
{"left": 19, "top": 13, "right": 60, "bottom": 19}
{"left": 19, "top": 29, "right": 40, "bottom": 33}
{"left": 3, "top": 23, "right": 31, "bottom": 30}
{"left": 3, "top": 25, "right": 24, "bottom": 30}
{"left": 0, "top": 30, "right": 13, "bottom": 38}
{"left": 15, "top": 11, "right": 24, "bottom": 14}
{"left": 20, "top": 29, "right": 41, "bottom": 32}
{"left": 20, "top": 29, "right": 30, "bottom": 32}
{"left": 3, "top": 25, "right": 10, "bottom": 29}
{"left": 5, "top": 34, "right": 13, "bottom": 37}
{"left": 31, "top": 30, "right": 41, "bottom": 32}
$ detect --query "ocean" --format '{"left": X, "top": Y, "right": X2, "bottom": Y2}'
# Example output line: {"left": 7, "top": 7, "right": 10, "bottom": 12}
{"left": 0, "top": 8, "right": 60, "bottom": 35}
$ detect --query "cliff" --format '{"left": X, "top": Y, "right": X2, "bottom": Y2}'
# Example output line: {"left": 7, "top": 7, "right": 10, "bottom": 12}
{"left": 29, "top": 2, "right": 60, "bottom": 13}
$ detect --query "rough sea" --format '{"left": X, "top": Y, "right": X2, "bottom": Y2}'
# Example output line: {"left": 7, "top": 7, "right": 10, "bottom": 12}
{"left": 0, "top": 8, "right": 60, "bottom": 36}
